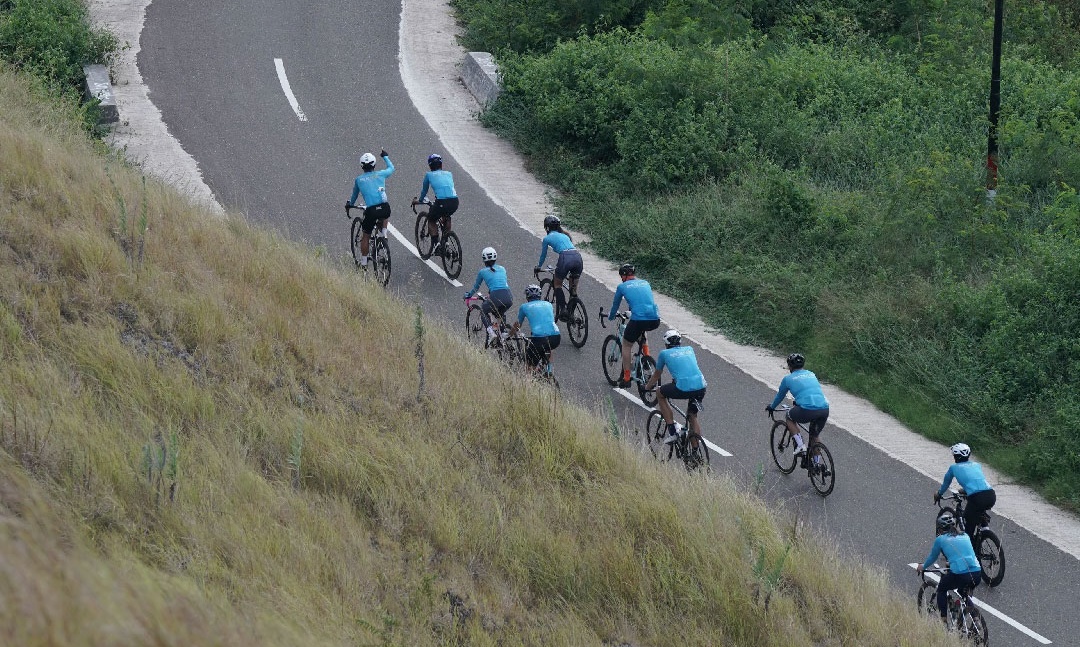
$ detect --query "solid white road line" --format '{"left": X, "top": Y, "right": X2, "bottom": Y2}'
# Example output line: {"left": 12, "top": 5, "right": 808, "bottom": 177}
{"left": 907, "top": 564, "right": 1052, "bottom": 644}
{"left": 273, "top": 58, "right": 307, "bottom": 122}
{"left": 611, "top": 387, "right": 733, "bottom": 457}
{"left": 385, "top": 224, "right": 463, "bottom": 287}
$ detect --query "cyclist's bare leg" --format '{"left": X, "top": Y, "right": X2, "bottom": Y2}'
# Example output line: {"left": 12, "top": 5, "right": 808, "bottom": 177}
{"left": 360, "top": 232, "right": 371, "bottom": 262}
{"left": 567, "top": 275, "right": 578, "bottom": 297}
{"left": 688, "top": 411, "right": 702, "bottom": 447}
{"left": 620, "top": 342, "right": 633, "bottom": 383}
{"left": 656, "top": 390, "right": 674, "bottom": 426}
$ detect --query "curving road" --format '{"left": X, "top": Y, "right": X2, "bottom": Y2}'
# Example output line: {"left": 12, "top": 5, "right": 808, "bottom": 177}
{"left": 129, "top": 0, "right": 1078, "bottom": 642}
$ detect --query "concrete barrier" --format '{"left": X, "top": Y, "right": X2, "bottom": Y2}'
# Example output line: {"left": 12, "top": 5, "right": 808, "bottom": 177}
{"left": 461, "top": 52, "right": 500, "bottom": 107}
{"left": 83, "top": 64, "right": 119, "bottom": 124}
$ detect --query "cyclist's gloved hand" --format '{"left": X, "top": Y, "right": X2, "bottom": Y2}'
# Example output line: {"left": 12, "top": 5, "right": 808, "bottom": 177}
{"left": 933, "top": 492, "right": 941, "bottom": 505}
{"left": 380, "top": 149, "right": 389, "bottom": 158}
{"left": 534, "top": 266, "right": 542, "bottom": 273}
{"left": 463, "top": 292, "right": 470, "bottom": 300}
{"left": 765, "top": 405, "right": 774, "bottom": 414}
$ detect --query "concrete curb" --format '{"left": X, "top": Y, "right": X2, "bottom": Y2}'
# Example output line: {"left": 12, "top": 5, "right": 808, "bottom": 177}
{"left": 461, "top": 52, "right": 500, "bottom": 107}
{"left": 83, "top": 64, "right": 119, "bottom": 124}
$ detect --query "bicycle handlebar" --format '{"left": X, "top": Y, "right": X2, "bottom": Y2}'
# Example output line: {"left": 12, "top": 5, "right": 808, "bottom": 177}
{"left": 598, "top": 309, "right": 628, "bottom": 329}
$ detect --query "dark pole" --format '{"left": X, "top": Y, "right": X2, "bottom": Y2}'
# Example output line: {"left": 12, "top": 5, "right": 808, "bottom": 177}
{"left": 987, "top": 0, "right": 1004, "bottom": 193}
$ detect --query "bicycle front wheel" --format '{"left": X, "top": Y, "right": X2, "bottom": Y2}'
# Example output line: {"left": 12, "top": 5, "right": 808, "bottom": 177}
{"left": 372, "top": 236, "right": 391, "bottom": 286}
{"left": 645, "top": 410, "right": 672, "bottom": 461}
{"left": 350, "top": 218, "right": 364, "bottom": 267}
{"left": 637, "top": 354, "right": 658, "bottom": 408}
{"left": 808, "top": 442, "right": 835, "bottom": 496}
{"left": 466, "top": 305, "right": 485, "bottom": 347}
{"left": 770, "top": 421, "right": 798, "bottom": 474}
{"left": 915, "top": 581, "right": 938, "bottom": 617}
{"left": 440, "top": 231, "right": 462, "bottom": 279}
{"left": 601, "top": 335, "right": 622, "bottom": 386}
{"left": 684, "top": 433, "right": 710, "bottom": 472}
{"left": 414, "top": 213, "right": 433, "bottom": 259}
{"left": 976, "top": 530, "right": 1005, "bottom": 588}
{"left": 565, "top": 297, "right": 589, "bottom": 348}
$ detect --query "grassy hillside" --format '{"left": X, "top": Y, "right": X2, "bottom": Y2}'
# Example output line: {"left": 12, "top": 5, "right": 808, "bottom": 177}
{"left": 0, "top": 69, "right": 964, "bottom": 645}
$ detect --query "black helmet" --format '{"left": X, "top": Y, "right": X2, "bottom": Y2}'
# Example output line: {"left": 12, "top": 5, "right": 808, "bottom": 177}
{"left": 936, "top": 511, "right": 956, "bottom": 534}
{"left": 543, "top": 215, "right": 561, "bottom": 231}
{"left": 427, "top": 153, "right": 443, "bottom": 169}
{"left": 786, "top": 353, "right": 805, "bottom": 370}
{"left": 618, "top": 263, "right": 635, "bottom": 277}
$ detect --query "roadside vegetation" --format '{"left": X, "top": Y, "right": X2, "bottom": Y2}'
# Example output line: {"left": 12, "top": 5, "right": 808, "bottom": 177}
{"left": 0, "top": 67, "right": 969, "bottom": 646}
{"left": 451, "top": 0, "right": 1080, "bottom": 509}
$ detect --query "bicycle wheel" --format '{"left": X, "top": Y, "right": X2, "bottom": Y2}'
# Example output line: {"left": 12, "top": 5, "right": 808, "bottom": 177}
{"left": 565, "top": 297, "right": 589, "bottom": 348}
{"left": 769, "top": 422, "right": 797, "bottom": 474}
{"left": 637, "top": 354, "right": 658, "bottom": 407}
{"left": 350, "top": 218, "right": 364, "bottom": 267}
{"left": 414, "top": 213, "right": 433, "bottom": 259}
{"left": 962, "top": 604, "right": 990, "bottom": 646}
{"left": 808, "top": 442, "right": 835, "bottom": 496}
{"left": 501, "top": 335, "right": 525, "bottom": 370}
{"left": 440, "top": 231, "right": 462, "bottom": 279}
{"left": 372, "top": 236, "right": 391, "bottom": 286}
{"left": 975, "top": 530, "right": 1005, "bottom": 588}
{"left": 466, "top": 304, "right": 486, "bottom": 347}
{"left": 916, "top": 581, "right": 938, "bottom": 616}
{"left": 645, "top": 410, "right": 668, "bottom": 460}
{"left": 601, "top": 335, "right": 622, "bottom": 386}
{"left": 684, "top": 433, "right": 710, "bottom": 472}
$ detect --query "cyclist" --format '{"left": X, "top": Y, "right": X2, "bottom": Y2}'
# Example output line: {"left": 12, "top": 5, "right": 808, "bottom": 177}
{"left": 534, "top": 215, "right": 582, "bottom": 321}
{"left": 644, "top": 329, "right": 707, "bottom": 447}
{"left": 917, "top": 511, "right": 982, "bottom": 624}
{"left": 463, "top": 246, "right": 513, "bottom": 344}
{"left": 935, "top": 443, "right": 996, "bottom": 545}
{"left": 607, "top": 263, "right": 660, "bottom": 388}
{"left": 345, "top": 149, "right": 394, "bottom": 269}
{"left": 509, "top": 284, "right": 561, "bottom": 372}
{"left": 765, "top": 353, "right": 829, "bottom": 469}
{"left": 412, "top": 153, "right": 458, "bottom": 255}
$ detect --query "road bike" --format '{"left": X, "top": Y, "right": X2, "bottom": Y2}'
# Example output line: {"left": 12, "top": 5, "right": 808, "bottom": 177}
{"left": 645, "top": 398, "right": 709, "bottom": 472}
{"left": 505, "top": 333, "right": 559, "bottom": 389}
{"left": 464, "top": 293, "right": 520, "bottom": 367}
{"left": 598, "top": 309, "right": 658, "bottom": 407}
{"left": 935, "top": 490, "right": 1006, "bottom": 587}
{"left": 767, "top": 404, "right": 835, "bottom": 496}
{"left": 412, "top": 198, "right": 462, "bottom": 279}
{"left": 917, "top": 567, "right": 989, "bottom": 645}
{"left": 534, "top": 265, "right": 588, "bottom": 348}
{"left": 345, "top": 203, "right": 391, "bottom": 287}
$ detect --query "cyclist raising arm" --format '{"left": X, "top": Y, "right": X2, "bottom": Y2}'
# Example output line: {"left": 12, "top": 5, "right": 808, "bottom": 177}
{"left": 935, "top": 443, "right": 996, "bottom": 545}
{"left": 463, "top": 246, "right": 513, "bottom": 344}
{"left": 917, "top": 512, "right": 982, "bottom": 624}
{"left": 535, "top": 215, "right": 583, "bottom": 321}
{"left": 765, "top": 353, "right": 829, "bottom": 468}
{"left": 644, "top": 329, "right": 707, "bottom": 446}
{"left": 510, "top": 284, "right": 561, "bottom": 371}
{"left": 413, "top": 153, "right": 458, "bottom": 254}
{"left": 608, "top": 263, "right": 660, "bottom": 388}
{"left": 346, "top": 150, "right": 394, "bottom": 269}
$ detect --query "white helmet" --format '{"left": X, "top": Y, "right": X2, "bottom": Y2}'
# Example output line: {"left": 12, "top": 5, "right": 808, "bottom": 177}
{"left": 663, "top": 329, "right": 682, "bottom": 346}
{"left": 481, "top": 246, "right": 497, "bottom": 262}
{"left": 524, "top": 284, "right": 542, "bottom": 300}
{"left": 359, "top": 152, "right": 376, "bottom": 167}
{"left": 950, "top": 443, "right": 971, "bottom": 459}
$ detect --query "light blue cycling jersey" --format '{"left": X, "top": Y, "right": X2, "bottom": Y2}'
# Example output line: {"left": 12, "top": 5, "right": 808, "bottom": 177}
{"left": 419, "top": 169, "right": 457, "bottom": 201}
{"left": 770, "top": 369, "right": 829, "bottom": 410}
{"left": 517, "top": 300, "right": 559, "bottom": 337}
{"left": 349, "top": 155, "right": 394, "bottom": 206}
{"left": 609, "top": 278, "right": 659, "bottom": 321}
{"left": 537, "top": 231, "right": 576, "bottom": 267}
{"left": 938, "top": 462, "right": 992, "bottom": 497}
{"left": 465, "top": 265, "right": 509, "bottom": 297}
{"left": 922, "top": 533, "right": 981, "bottom": 574}
{"left": 656, "top": 346, "right": 707, "bottom": 391}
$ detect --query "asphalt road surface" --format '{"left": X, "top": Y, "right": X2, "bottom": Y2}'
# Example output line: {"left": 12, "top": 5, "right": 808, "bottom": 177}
{"left": 137, "top": 1, "right": 1076, "bottom": 642}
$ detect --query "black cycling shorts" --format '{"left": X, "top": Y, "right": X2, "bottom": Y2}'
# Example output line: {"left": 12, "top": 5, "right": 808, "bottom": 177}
{"left": 361, "top": 202, "right": 391, "bottom": 234}
{"left": 623, "top": 318, "right": 660, "bottom": 344}
{"left": 788, "top": 405, "right": 829, "bottom": 437}
{"left": 658, "top": 384, "right": 706, "bottom": 414}
{"left": 554, "top": 249, "right": 583, "bottom": 280}
{"left": 526, "top": 334, "right": 561, "bottom": 367}
{"left": 426, "top": 197, "right": 459, "bottom": 221}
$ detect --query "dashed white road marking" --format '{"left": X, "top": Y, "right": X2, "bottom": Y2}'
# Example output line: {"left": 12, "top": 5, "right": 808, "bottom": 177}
{"left": 385, "top": 224, "right": 463, "bottom": 287}
{"left": 611, "top": 387, "right": 733, "bottom": 457}
{"left": 907, "top": 564, "right": 1052, "bottom": 644}
{"left": 273, "top": 58, "right": 307, "bottom": 122}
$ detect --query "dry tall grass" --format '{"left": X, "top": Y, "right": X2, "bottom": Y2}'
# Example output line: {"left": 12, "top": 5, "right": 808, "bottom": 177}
{"left": 0, "top": 69, "right": 961, "bottom": 646}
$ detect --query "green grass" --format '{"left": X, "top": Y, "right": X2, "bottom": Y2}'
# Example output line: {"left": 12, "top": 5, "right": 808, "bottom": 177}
{"left": 0, "top": 68, "right": 967, "bottom": 646}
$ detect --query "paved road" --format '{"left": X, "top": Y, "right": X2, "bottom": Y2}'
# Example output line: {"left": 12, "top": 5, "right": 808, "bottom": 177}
{"left": 138, "top": 1, "right": 1076, "bottom": 642}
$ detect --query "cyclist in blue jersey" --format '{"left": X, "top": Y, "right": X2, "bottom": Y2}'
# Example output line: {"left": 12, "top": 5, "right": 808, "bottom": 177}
{"left": 644, "top": 329, "right": 707, "bottom": 447}
{"left": 412, "top": 153, "right": 458, "bottom": 254}
{"left": 918, "top": 511, "right": 982, "bottom": 623}
{"left": 765, "top": 353, "right": 830, "bottom": 468}
{"left": 935, "top": 443, "right": 996, "bottom": 544}
{"left": 345, "top": 150, "right": 394, "bottom": 269}
{"left": 535, "top": 215, "right": 583, "bottom": 322}
{"left": 464, "top": 246, "right": 513, "bottom": 343}
{"left": 608, "top": 263, "right": 660, "bottom": 388}
{"left": 510, "top": 284, "right": 561, "bottom": 370}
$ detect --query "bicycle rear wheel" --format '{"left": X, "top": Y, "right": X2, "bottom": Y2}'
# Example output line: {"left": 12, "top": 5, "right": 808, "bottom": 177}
{"left": 637, "top": 353, "right": 658, "bottom": 407}
{"left": 466, "top": 305, "right": 486, "bottom": 346}
{"left": 808, "top": 442, "right": 835, "bottom": 496}
{"left": 372, "top": 236, "right": 391, "bottom": 286}
{"left": 770, "top": 421, "right": 797, "bottom": 474}
{"left": 962, "top": 605, "right": 990, "bottom": 646}
{"left": 414, "top": 213, "right": 433, "bottom": 259}
{"left": 565, "top": 297, "right": 589, "bottom": 348}
{"left": 440, "top": 231, "right": 462, "bottom": 279}
{"left": 350, "top": 218, "right": 364, "bottom": 267}
{"left": 601, "top": 335, "right": 622, "bottom": 386}
{"left": 975, "top": 530, "right": 1005, "bottom": 588}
